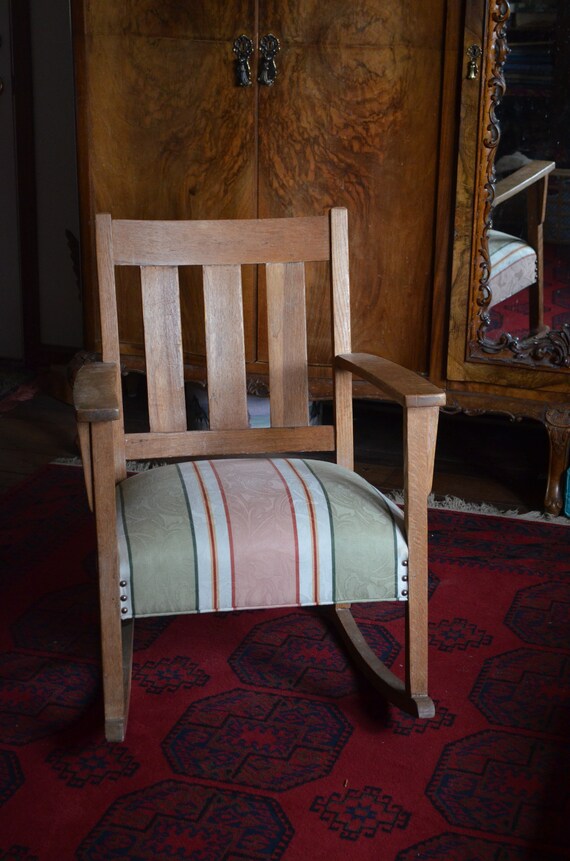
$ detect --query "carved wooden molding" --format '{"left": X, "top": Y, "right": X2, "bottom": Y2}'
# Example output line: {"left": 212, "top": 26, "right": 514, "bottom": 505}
{"left": 470, "top": 0, "right": 510, "bottom": 352}
{"left": 468, "top": 0, "right": 570, "bottom": 369}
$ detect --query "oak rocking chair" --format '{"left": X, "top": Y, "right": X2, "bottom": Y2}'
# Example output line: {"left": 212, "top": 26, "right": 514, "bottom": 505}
{"left": 489, "top": 159, "right": 555, "bottom": 335}
{"left": 73, "top": 208, "right": 445, "bottom": 742}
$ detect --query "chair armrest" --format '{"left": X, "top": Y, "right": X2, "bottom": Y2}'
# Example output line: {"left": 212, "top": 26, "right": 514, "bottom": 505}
{"left": 335, "top": 353, "right": 446, "bottom": 408}
{"left": 494, "top": 160, "right": 555, "bottom": 207}
{"left": 73, "top": 362, "right": 120, "bottom": 423}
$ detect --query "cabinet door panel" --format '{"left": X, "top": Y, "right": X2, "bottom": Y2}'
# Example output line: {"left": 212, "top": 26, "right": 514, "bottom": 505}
{"left": 257, "top": 0, "right": 446, "bottom": 372}
{"left": 85, "top": 1, "right": 254, "bottom": 40}
{"left": 79, "top": 5, "right": 257, "bottom": 362}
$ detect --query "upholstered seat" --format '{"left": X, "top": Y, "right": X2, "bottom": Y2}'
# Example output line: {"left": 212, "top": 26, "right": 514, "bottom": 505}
{"left": 117, "top": 458, "right": 408, "bottom": 618}
{"left": 488, "top": 229, "right": 537, "bottom": 307}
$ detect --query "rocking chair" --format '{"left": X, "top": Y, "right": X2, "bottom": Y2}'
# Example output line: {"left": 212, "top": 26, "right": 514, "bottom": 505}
{"left": 73, "top": 208, "right": 445, "bottom": 741}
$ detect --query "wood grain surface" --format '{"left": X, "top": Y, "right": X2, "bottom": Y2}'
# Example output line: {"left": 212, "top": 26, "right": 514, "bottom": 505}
{"left": 75, "top": 0, "right": 447, "bottom": 378}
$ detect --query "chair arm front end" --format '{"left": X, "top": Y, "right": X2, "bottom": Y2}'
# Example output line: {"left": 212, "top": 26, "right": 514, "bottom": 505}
{"left": 73, "top": 362, "right": 121, "bottom": 423}
{"left": 335, "top": 352, "right": 446, "bottom": 408}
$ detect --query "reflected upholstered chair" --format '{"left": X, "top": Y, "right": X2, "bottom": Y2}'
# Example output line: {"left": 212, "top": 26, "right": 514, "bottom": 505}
{"left": 489, "top": 159, "right": 555, "bottom": 334}
{"left": 73, "top": 208, "right": 445, "bottom": 742}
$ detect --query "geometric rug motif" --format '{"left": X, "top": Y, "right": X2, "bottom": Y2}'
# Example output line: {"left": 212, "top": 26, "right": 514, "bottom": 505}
{"left": 387, "top": 703, "right": 456, "bottom": 737}
{"left": 132, "top": 656, "right": 209, "bottom": 694}
{"left": 46, "top": 741, "right": 140, "bottom": 788}
{"left": 4, "top": 466, "right": 570, "bottom": 860}
{"left": 0, "top": 651, "right": 99, "bottom": 745}
{"left": 395, "top": 832, "right": 569, "bottom": 861}
{"left": 428, "top": 617, "right": 492, "bottom": 652}
{"left": 470, "top": 648, "right": 570, "bottom": 733}
{"left": 0, "top": 749, "right": 24, "bottom": 806}
{"left": 162, "top": 688, "right": 352, "bottom": 791}
{"left": 310, "top": 785, "right": 410, "bottom": 841}
{"left": 427, "top": 730, "right": 570, "bottom": 845}
{"left": 76, "top": 779, "right": 293, "bottom": 860}
{"left": 228, "top": 611, "right": 399, "bottom": 698}
{"left": 505, "top": 581, "right": 570, "bottom": 648}
{"left": 426, "top": 509, "right": 566, "bottom": 576}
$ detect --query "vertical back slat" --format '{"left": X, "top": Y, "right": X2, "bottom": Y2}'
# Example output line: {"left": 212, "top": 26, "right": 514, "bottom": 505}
{"left": 330, "top": 208, "right": 354, "bottom": 469}
{"left": 141, "top": 266, "right": 187, "bottom": 432}
{"left": 203, "top": 264, "right": 249, "bottom": 429}
{"left": 266, "top": 262, "right": 309, "bottom": 427}
{"left": 331, "top": 208, "right": 351, "bottom": 356}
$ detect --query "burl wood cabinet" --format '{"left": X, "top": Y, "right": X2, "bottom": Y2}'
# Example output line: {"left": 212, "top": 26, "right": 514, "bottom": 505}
{"left": 72, "top": 0, "right": 570, "bottom": 513}
{"left": 72, "top": 0, "right": 453, "bottom": 392}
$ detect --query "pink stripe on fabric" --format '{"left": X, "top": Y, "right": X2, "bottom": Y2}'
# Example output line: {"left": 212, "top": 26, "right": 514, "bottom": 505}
{"left": 269, "top": 460, "right": 300, "bottom": 604}
{"left": 283, "top": 459, "right": 319, "bottom": 603}
{"left": 191, "top": 461, "right": 219, "bottom": 611}
{"left": 209, "top": 461, "right": 237, "bottom": 609}
{"left": 209, "top": 459, "right": 300, "bottom": 608}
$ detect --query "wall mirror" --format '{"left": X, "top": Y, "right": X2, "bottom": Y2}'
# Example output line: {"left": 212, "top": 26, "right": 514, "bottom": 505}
{"left": 468, "top": 0, "right": 570, "bottom": 368}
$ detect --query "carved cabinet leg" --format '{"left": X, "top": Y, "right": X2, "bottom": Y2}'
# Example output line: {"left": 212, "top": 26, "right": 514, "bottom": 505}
{"left": 544, "top": 409, "right": 570, "bottom": 515}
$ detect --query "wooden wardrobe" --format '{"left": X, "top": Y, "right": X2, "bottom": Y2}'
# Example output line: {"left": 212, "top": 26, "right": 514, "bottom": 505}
{"left": 71, "top": 0, "right": 460, "bottom": 395}
{"left": 72, "top": 0, "right": 570, "bottom": 513}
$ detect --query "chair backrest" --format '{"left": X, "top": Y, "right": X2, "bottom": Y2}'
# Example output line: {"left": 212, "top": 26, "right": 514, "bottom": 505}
{"left": 95, "top": 208, "right": 354, "bottom": 477}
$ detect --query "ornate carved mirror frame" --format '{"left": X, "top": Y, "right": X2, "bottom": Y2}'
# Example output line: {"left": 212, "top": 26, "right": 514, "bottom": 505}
{"left": 466, "top": 0, "right": 570, "bottom": 370}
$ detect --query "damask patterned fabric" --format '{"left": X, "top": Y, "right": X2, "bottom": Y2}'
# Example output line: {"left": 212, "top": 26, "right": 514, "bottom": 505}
{"left": 116, "top": 458, "right": 408, "bottom": 618}
{"left": 488, "top": 229, "right": 537, "bottom": 306}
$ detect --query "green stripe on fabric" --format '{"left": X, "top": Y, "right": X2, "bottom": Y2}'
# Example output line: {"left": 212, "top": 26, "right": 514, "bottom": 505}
{"left": 303, "top": 458, "right": 400, "bottom": 603}
{"left": 118, "top": 483, "right": 136, "bottom": 615}
{"left": 302, "top": 459, "right": 336, "bottom": 601}
{"left": 176, "top": 463, "right": 200, "bottom": 612}
{"left": 118, "top": 465, "right": 198, "bottom": 616}
{"left": 370, "top": 486, "right": 400, "bottom": 597}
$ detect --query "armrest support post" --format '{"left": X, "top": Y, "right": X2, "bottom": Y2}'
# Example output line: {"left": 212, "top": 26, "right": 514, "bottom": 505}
{"left": 72, "top": 361, "right": 122, "bottom": 510}
{"left": 335, "top": 352, "right": 444, "bottom": 699}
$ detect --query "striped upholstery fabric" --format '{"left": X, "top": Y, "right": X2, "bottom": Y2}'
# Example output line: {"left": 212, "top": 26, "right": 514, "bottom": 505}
{"left": 488, "top": 229, "right": 537, "bottom": 306}
{"left": 116, "top": 458, "right": 408, "bottom": 618}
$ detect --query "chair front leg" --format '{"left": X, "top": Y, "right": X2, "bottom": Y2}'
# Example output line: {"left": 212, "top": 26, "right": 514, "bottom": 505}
{"left": 91, "top": 420, "right": 131, "bottom": 742}
{"left": 403, "top": 404, "right": 440, "bottom": 709}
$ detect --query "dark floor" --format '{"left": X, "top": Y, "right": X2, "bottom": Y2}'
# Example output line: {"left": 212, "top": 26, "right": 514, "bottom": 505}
{"left": 0, "top": 366, "right": 551, "bottom": 513}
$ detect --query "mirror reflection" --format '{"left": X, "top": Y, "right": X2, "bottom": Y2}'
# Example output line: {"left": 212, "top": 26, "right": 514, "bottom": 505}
{"left": 484, "top": 1, "right": 570, "bottom": 352}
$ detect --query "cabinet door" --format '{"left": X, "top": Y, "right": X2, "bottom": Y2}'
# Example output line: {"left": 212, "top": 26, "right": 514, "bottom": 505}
{"left": 76, "top": 0, "right": 448, "bottom": 380}
{"left": 256, "top": 0, "right": 447, "bottom": 374}
{"left": 75, "top": 1, "right": 258, "bottom": 365}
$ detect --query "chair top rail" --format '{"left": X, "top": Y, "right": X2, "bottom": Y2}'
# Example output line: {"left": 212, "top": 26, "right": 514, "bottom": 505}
{"left": 103, "top": 213, "right": 334, "bottom": 267}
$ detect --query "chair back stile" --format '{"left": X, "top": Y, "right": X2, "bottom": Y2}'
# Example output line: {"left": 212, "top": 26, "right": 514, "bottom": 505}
{"left": 95, "top": 213, "right": 127, "bottom": 482}
{"left": 330, "top": 207, "right": 354, "bottom": 470}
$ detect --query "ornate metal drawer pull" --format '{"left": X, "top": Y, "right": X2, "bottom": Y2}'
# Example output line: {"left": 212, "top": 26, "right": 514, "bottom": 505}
{"left": 233, "top": 35, "right": 254, "bottom": 87}
{"left": 466, "top": 44, "right": 482, "bottom": 80}
{"left": 258, "top": 34, "right": 280, "bottom": 86}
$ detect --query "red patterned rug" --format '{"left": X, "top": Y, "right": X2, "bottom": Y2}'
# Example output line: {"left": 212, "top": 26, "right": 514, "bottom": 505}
{"left": 1, "top": 465, "right": 569, "bottom": 860}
